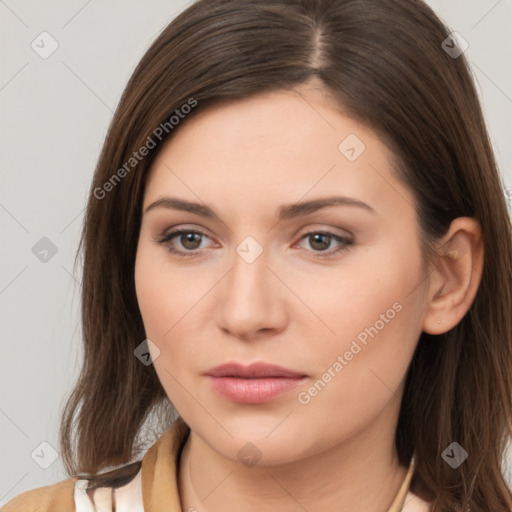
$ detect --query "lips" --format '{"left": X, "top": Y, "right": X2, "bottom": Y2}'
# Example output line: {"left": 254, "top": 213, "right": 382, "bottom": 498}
{"left": 205, "top": 362, "right": 307, "bottom": 379}
{"left": 205, "top": 362, "right": 308, "bottom": 404}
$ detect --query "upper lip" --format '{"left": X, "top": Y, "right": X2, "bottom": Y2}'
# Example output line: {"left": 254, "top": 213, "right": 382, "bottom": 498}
{"left": 205, "top": 362, "right": 307, "bottom": 379}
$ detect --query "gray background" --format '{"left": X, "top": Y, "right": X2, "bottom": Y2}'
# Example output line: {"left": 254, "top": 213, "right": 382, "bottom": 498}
{"left": 1, "top": 0, "right": 511, "bottom": 505}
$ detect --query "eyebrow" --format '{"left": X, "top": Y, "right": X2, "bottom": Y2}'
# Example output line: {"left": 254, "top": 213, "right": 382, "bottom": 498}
{"left": 144, "top": 195, "right": 376, "bottom": 220}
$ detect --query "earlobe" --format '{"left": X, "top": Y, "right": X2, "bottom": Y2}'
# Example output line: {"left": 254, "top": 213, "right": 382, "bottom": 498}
{"left": 422, "top": 217, "right": 484, "bottom": 335}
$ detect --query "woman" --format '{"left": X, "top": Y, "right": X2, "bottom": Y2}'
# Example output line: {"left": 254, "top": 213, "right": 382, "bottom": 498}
{"left": 4, "top": 0, "right": 512, "bottom": 510}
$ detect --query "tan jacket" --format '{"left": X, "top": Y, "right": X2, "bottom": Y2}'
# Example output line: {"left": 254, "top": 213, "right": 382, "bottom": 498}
{"left": 2, "top": 418, "right": 430, "bottom": 511}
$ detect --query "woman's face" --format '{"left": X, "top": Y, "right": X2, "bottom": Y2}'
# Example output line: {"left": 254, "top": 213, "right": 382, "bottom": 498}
{"left": 135, "top": 84, "right": 429, "bottom": 465}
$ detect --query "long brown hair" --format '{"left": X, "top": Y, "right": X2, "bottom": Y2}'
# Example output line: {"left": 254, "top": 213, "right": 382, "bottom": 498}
{"left": 60, "top": 0, "right": 512, "bottom": 509}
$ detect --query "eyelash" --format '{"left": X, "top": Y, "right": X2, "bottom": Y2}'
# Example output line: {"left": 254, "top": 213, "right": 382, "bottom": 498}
{"left": 156, "top": 228, "right": 353, "bottom": 259}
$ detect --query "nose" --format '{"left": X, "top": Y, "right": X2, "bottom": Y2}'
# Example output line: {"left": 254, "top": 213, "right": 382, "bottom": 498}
{"left": 216, "top": 243, "right": 287, "bottom": 341}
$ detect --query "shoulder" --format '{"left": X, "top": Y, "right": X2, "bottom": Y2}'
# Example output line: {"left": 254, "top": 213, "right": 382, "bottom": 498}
{"left": 1, "top": 476, "right": 79, "bottom": 512}
{"left": 2, "top": 419, "right": 187, "bottom": 512}
{"left": 2, "top": 465, "right": 144, "bottom": 512}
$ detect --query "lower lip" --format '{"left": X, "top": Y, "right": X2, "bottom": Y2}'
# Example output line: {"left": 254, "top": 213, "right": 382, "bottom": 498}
{"left": 207, "top": 376, "right": 307, "bottom": 404}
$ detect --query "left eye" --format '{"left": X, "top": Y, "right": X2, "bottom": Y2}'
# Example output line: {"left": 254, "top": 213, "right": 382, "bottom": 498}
{"left": 157, "top": 229, "right": 353, "bottom": 258}
{"left": 158, "top": 229, "right": 212, "bottom": 256}
{"left": 295, "top": 231, "right": 353, "bottom": 257}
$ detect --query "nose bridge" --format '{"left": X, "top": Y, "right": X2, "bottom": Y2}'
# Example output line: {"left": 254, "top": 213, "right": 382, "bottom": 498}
{"left": 228, "top": 235, "right": 269, "bottom": 303}
{"left": 217, "top": 234, "right": 283, "bottom": 337}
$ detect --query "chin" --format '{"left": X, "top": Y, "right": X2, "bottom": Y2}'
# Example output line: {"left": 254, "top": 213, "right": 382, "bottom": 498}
{"left": 194, "top": 414, "right": 318, "bottom": 466}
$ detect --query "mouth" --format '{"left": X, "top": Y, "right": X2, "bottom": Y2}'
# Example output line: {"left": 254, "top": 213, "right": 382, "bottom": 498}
{"left": 205, "top": 362, "right": 309, "bottom": 404}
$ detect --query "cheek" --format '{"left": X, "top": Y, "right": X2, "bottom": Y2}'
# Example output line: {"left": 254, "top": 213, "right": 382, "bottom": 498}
{"left": 295, "top": 302, "right": 420, "bottom": 443}
{"left": 296, "top": 239, "right": 423, "bottom": 386}
{"left": 134, "top": 262, "right": 170, "bottom": 339}
{"left": 135, "top": 243, "right": 196, "bottom": 339}
{"left": 134, "top": 243, "right": 210, "bottom": 380}
{"left": 302, "top": 234, "right": 424, "bottom": 354}
{"left": 134, "top": 246, "right": 199, "bottom": 410}
{"left": 293, "top": 241, "right": 425, "bottom": 424}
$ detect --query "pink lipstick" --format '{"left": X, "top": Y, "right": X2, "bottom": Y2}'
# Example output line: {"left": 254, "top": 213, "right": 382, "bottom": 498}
{"left": 205, "top": 362, "right": 308, "bottom": 404}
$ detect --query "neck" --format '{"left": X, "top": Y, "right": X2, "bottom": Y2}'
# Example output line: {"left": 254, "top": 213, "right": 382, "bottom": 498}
{"left": 178, "top": 404, "right": 409, "bottom": 512}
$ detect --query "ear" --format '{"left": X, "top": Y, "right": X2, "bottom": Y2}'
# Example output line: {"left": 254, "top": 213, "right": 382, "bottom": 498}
{"left": 422, "top": 217, "right": 484, "bottom": 335}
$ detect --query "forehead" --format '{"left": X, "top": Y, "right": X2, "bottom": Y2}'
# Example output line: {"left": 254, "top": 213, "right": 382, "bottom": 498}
{"left": 152, "top": 87, "right": 364, "bottom": 169}
{"left": 142, "top": 87, "right": 414, "bottom": 223}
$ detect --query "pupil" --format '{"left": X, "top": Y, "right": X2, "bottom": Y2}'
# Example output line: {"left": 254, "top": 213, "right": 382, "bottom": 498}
{"left": 311, "top": 233, "right": 329, "bottom": 251}
{"left": 183, "top": 233, "right": 200, "bottom": 249}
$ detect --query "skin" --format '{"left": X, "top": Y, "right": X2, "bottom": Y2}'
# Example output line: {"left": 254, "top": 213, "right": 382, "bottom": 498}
{"left": 134, "top": 81, "right": 484, "bottom": 512}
